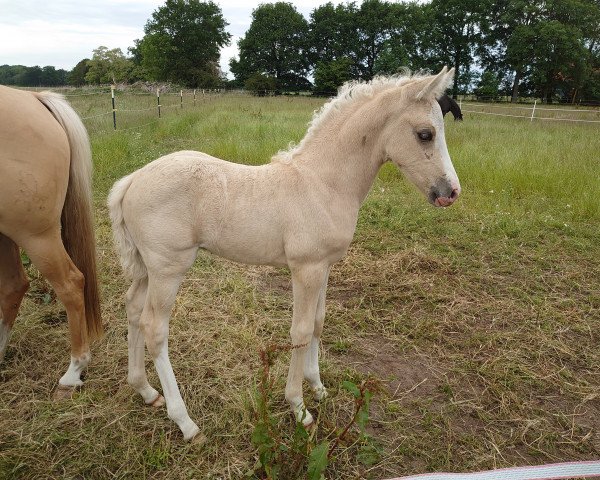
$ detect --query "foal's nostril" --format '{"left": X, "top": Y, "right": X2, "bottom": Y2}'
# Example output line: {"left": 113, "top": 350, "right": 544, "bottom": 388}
{"left": 450, "top": 188, "right": 459, "bottom": 200}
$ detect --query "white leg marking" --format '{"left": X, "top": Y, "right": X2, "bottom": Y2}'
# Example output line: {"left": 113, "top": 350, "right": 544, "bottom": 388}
{"left": 304, "top": 338, "right": 327, "bottom": 400}
{"left": 292, "top": 399, "right": 314, "bottom": 426}
{"left": 154, "top": 343, "right": 200, "bottom": 441}
{"left": 58, "top": 352, "right": 91, "bottom": 387}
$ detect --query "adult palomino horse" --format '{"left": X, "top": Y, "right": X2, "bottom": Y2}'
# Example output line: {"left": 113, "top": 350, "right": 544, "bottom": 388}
{"left": 109, "top": 67, "right": 460, "bottom": 441}
{"left": 0, "top": 86, "right": 102, "bottom": 392}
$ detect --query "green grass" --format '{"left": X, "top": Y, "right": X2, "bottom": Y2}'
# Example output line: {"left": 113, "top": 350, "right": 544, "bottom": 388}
{"left": 0, "top": 92, "right": 599, "bottom": 479}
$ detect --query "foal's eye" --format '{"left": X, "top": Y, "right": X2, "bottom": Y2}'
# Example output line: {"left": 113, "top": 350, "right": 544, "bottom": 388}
{"left": 417, "top": 129, "right": 433, "bottom": 142}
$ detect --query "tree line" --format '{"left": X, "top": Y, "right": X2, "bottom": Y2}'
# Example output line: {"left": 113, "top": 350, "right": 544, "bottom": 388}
{"left": 1, "top": 0, "right": 599, "bottom": 103}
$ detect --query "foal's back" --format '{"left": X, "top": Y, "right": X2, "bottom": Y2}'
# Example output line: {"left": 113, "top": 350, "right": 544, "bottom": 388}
{"left": 120, "top": 151, "right": 304, "bottom": 266}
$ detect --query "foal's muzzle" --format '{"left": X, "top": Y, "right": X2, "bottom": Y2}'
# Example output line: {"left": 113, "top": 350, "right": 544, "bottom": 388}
{"left": 429, "top": 180, "right": 460, "bottom": 207}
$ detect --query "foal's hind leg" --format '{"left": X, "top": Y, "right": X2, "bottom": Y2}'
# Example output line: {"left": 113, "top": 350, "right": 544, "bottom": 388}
{"left": 126, "top": 277, "right": 163, "bottom": 406}
{"left": 141, "top": 248, "right": 201, "bottom": 441}
{"left": 303, "top": 268, "right": 330, "bottom": 401}
{"left": 0, "top": 234, "right": 30, "bottom": 363}
{"left": 19, "top": 229, "right": 90, "bottom": 389}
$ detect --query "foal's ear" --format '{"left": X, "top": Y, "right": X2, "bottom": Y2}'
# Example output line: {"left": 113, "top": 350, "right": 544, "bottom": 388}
{"left": 416, "top": 67, "right": 455, "bottom": 101}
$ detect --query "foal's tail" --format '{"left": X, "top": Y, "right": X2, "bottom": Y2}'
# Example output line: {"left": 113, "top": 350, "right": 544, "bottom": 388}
{"left": 107, "top": 174, "right": 147, "bottom": 281}
{"left": 33, "top": 91, "right": 103, "bottom": 340}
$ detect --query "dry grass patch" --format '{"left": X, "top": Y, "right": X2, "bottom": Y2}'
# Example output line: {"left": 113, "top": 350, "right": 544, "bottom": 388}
{"left": 1, "top": 94, "right": 599, "bottom": 479}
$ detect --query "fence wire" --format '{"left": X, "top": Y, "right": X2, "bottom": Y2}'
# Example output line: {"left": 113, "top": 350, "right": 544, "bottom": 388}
{"left": 45, "top": 88, "right": 600, "bottom": 132}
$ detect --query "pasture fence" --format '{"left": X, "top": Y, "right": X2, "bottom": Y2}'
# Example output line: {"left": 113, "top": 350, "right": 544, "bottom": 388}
{"left": 457, "top": 98, "right": 600, "bottom": 123}
{"left": 15, "top": 86, "right": 600, "bottom": 132}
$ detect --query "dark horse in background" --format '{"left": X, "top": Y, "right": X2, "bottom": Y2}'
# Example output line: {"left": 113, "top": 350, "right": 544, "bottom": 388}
{"left": 438, "top": 94, "right": 463, "bottom": 121}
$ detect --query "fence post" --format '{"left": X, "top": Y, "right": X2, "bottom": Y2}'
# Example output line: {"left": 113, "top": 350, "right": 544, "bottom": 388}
{"left": 157, "top": 88, "right": 161, "bottom": 118}
{"left": 111, "top": 86, "right": 117, "bottom": 130}
{"left": 180, "top": 89, "right": 183, "bottom": 109}
{"left": 530, "top": 100, "right": 537, "bottom": 122}
{"left": 193, "top": 89, "right": 196, "bottom": 106}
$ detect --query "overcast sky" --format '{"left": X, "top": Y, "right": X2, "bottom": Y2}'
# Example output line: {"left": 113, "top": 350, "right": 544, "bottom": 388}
{"left": 0, "top": 0, "right": 345, "bottom": 78}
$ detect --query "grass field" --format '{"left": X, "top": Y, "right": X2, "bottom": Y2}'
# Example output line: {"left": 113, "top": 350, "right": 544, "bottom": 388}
{"left": 1, "top": 91, "right": 599, "bottom": 479}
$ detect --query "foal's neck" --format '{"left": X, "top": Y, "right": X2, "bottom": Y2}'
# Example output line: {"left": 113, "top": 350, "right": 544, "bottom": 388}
{"left": 292, "top": 103, "right": 387, "bottom": 207}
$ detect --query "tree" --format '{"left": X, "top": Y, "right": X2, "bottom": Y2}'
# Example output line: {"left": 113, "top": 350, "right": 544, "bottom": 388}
{"left": 354, "top": 0, "right": 402, "bottom": 79}
{"left": 85, "top": 47, "right": 134, "bottom": 84}
{"left": 137, "top": 0, "right": 230, "bottom": 87}
{"left": 68, "top": 59, "right": 90, "bottom": 86}
{"left": 245, "top": 72, "right": 277, "bottom": 96}
{"left": 475, "top": 70, "right": 501, "bottom": 100}
{"left": 529, "top": 21, "right": 589, "bottom": 102}
{"left": 230, "top": 2, "right": 310, "bottom": 90}
{"left": 481, "top": 0, "right": 598, "bottom": 102}
{"left": 313, "top": 58, "right": 353, "bottom": 94}
{"left": 425, "top": 0, "right": 490, "bottom": 97}
{"left": 307, "top": 2, "right": 359, "bottom": 73}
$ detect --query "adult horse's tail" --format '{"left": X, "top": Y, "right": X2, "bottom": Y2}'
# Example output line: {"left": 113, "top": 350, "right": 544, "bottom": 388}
{"left": 33, "top": 92, "right": 103, "bottom": 340}
{"left": 107, "top": 173, "right": 147, "bottom": 281}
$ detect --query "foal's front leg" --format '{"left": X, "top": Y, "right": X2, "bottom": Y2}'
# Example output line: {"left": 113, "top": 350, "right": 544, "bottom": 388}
{"left": 286, "top": 263, "right": 329, "bottom": 426}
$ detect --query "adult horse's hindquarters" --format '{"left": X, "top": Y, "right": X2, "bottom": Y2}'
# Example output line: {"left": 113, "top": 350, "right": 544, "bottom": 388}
{"left": 0, "top": 86, "right": 102, "bottom": 392}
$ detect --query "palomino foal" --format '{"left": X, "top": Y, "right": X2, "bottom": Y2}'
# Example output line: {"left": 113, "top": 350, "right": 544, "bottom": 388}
{"left": 108, "top": 67, "right": 460, "bottom": 441}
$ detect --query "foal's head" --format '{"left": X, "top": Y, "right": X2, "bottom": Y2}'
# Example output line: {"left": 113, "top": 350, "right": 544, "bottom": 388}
{"left": 382, "top": 67, "right": 460, "bottom": 207}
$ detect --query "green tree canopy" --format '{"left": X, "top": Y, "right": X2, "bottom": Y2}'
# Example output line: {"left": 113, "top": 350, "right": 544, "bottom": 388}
{"left": 85, "top": 47, "right": 134, "bottom": 84}
{"left": 68, "top": 59, "right": 90, "bottom": 86}
{"left": 137, "top": 0, "right": 230, "bottom": 87}
{"left": 230, "top": 2, "right": 310, "bottom": 90}
{"left": 308, "top": 2, "right": 359, "bottom": 69}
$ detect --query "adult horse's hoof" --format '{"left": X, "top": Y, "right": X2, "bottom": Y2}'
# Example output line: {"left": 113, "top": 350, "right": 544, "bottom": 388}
{"left": 147, "top": 394, "right": 165, "bottom": 408}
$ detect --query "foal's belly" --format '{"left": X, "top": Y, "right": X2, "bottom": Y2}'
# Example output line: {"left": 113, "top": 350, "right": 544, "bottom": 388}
{"left": 201, "top": 226, "right": 288, "bottom": 267}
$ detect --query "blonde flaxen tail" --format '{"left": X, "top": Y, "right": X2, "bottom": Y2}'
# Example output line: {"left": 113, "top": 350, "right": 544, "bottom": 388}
{"left": 33, "top": 91, "right": 103, "bottom": 340}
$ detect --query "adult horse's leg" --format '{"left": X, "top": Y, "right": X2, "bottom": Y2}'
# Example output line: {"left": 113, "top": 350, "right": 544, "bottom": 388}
{"left": 303, "top": 268, "right": 330, "bottom": 401}
{"left": 19, "top": 228, "right": 90, "bottom": 389}
{"left": 0, "top": 234, "right": 30, "bottom": 363}
{"left": 142, "top": 247, "right": 200, "bottom": 441}
{"left": 286, "top": 263, "right": 329, "bottom": 426}
{"left": 126, "top": 277, "right": 163, "bottom": 406}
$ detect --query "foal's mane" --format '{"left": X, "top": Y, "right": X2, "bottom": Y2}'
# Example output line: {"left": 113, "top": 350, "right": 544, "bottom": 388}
{"left": 272, "top": 71, "right": 430, "bottom": 164}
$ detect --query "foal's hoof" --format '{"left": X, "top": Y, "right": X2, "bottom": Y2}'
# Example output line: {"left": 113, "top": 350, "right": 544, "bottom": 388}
{"left": 313, "top": 386, "right": 328, "bottom": 402}
{"left": 294, "top": 404, "right": 314, "bottom": 427}
{"left": 182, "top": 424, "right": 202, "bottom": 443}
{"left": 147, "top": 394, "right": 165, "bottom": 408}
{"left": 189, "top": 432, "right": 207, "bottom": 446}
{"left": 53, "top": 384, "right": 78, "bottom": 401}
